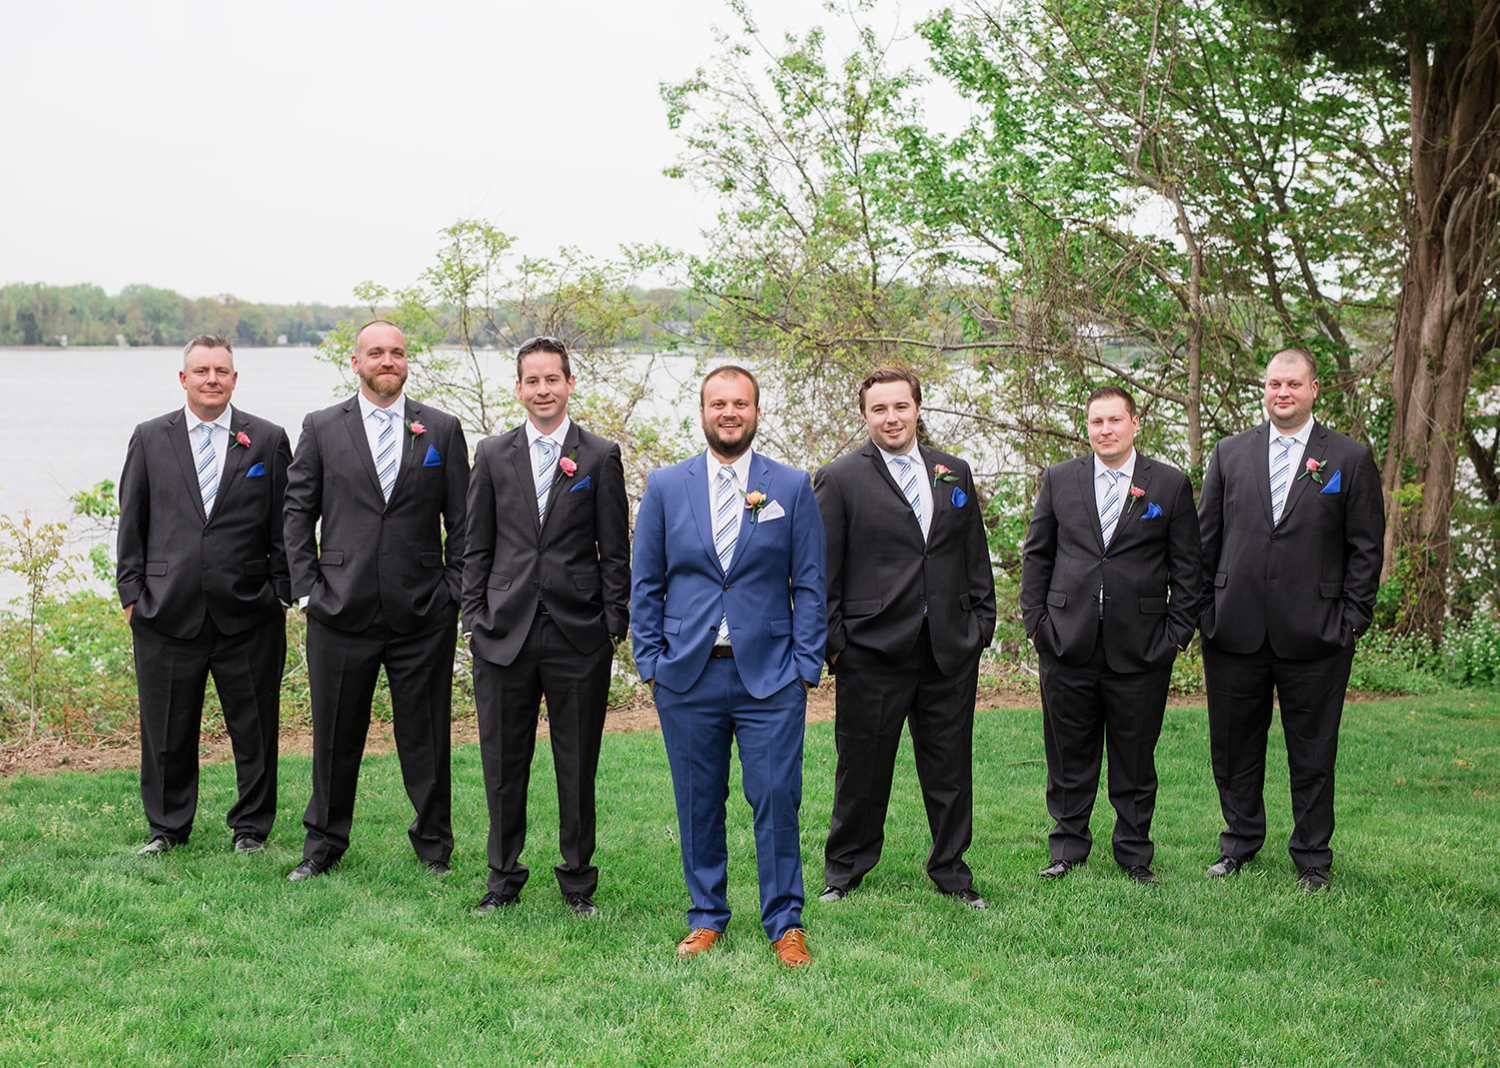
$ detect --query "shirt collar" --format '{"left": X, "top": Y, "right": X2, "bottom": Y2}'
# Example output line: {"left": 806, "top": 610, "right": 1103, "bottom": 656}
{"left": 706, "top": 446, "right": 754, "bottom": 488}
{"left": 876, "top": 440, "right": 922, "bottom": 467}
{"left": 185, "top": 403, "right": 234, "bottom": 432}
{"left": 525, "top": 414, "right": 572, "bottom": 448}
{"left": 358, "top": 391, "right": 405, "bottom": 423}
{"left": 1272, "top": 416, "right": 1315, "bottom": 445}
{"left": 1093, "top": 448, "right": 1137, "bottom": 483}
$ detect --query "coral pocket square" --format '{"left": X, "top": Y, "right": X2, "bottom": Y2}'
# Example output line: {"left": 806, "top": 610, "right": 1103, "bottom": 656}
{"left": 1319, "top": 470, "right": 1341, "bottom": 493}
{"left": 1143, "top": 502, "right": 1162, "bottom": 519}
{"left": 423, "top": 444, "right": 441, "bottom": 467}
{"left": 951, "top": 487, "right": 968, "bottom": 508}
{"left": 569, "top": 475, "right": 592, "bottom": 493}
{"left": 246, "top": 463, "right": 266, "bottom": 478}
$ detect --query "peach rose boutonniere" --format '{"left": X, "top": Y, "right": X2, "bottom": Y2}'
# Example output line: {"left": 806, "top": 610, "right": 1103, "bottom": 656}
{"left": 932, "top": 464, "right": 958, "bottom": 485}
{"left": 743, "top": 489, "right": 768, "bottom": 522}
{"left": 1298, "top": 456, "right": 1324, "bottom": 484}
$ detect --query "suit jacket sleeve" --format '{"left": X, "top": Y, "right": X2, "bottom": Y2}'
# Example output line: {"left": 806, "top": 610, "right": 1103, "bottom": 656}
{"left": 598, "top": 441, "right": 631, "bottom": 640}
{"left": 789, "top": 470, "right": 829, "bottom": 685}
{"left": 1164, "top": 470, "right": 1203, "bottom": 649}
{"left": 1197, "top": 442, "right": 1225, "bottom": 626}
{"left": 115, "top": 425, "right": 148, "bottom": 608}
{"left": 1019, "top": 467, "right": 1058, "bottom": 637}
{"left": 962, "top": 462, "right": 997, "bottom": 646}
{"left": 461, "top": 442, "right": 497, "bottom": 633}
{"left": 1342, "top": 445, "right": 1385, "bottom": 635}
{"left": 812, "top": 462, "right": 847, "bottom": 665}
{"left": 284, "top": 413, "right": 322, "bottom": 601}
{"left": 629, "top": 469, "right": 667, "bottom": 681}
{"left": 441, "top": 419, "right": 470, "bottom": 603}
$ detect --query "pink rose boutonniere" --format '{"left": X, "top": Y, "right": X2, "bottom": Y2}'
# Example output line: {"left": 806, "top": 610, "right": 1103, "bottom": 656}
{"left": 1122, "top": 484, "right": 1146, "bottom": 516}
{"left": 743, "top": 489, "right": 768, "bottom": 522}
{"left": 933, "top": 464, "right": 958, "bottom": 485}
{"left": 406, "top": 419, "right": 425, "bottom": 449}
{"left": 551, "top": 450, "right": 580, "bottom": 485}
{"left": 1298, "top": 457, "right": 1324, "bottom": 484}
{"left": 230, "top": 429, "right": 251, "bottom": 450}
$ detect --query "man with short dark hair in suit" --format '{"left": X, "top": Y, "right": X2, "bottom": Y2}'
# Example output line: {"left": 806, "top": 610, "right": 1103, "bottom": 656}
{"left": 464, "top": 337, "right": 630, "bottom": 918}
{"left": 814, "top": 367, "right": 996, "bottom": 908}
{"left": 117, "top": 333, "right": 292, "bottom": 856}
{"left": 1021, "top": 385, "right": 1202, "bottom": 885}
{"left": 1198, "top": 348, "right": 1384, "bottom": 892}
{"left": 631, "top": 365, "right": 827, "bottom": 968}
{"left": 283, "top": 319, "right": 469, "bottom": 881}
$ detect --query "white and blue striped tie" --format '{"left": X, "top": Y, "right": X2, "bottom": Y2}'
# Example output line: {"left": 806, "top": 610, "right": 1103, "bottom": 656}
{"left": 196, "top": 423, "right": 218, "bottom": 518}
{"left": 713, "top": 466, "right": 738, "bottom": 643}
{"left": 375, "top": 409, "right": 398, "bottom": 502}
{"left": 1099, "top": 468, "right": 1125, "bottom": 547}
{"left": 536, "top": 438, "right": 558, "bottom": 521}
{"left": 1270, "top": 435, "right": 1294, "bottom": 524}
{"left": 894, "top": 454, "right": 927, "bottom": 538}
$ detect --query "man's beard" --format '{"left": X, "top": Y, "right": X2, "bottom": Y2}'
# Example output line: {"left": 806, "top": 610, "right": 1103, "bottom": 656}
{"left": 703, "top": 417, "right": 757, "bottom": 460}
{"left": 359, "top": 367, "right": 407, "bottom": 399}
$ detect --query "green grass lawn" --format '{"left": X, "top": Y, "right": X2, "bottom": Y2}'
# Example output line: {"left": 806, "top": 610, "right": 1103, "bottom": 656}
{"left": 1, "top": 694, "right": 1497, "bottom": 1067}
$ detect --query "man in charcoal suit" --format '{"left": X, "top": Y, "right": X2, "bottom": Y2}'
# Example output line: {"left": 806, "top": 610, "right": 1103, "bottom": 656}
{"left": 1198, "top": 347, "right": 1384, "bottom": 891}
{"left": 117, "top": 333, "right": 291, "bottom": 856}
{"left": 1020, "top": 385, "right": 1203, "bottom": 885}
{"left": 283, "top": 319, "right": 469, "bottom": 880}
{"left": 464, "top": 336, "right": 630, "bottom": 918}
{"left": 631, "top": 365, "right": 827, "bottom": 968}
{"left": 814, "top": 366, "right": 996, "bottom": 908}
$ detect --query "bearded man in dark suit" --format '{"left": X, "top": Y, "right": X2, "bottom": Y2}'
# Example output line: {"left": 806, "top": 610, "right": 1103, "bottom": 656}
{"left": 283, "top": 319, "right": 469, "bottom": 881}
{"left": 1198, "top": 347, "right": 1384, "bottom": 892}
{"left": 814, "top": 366, "right": 996, "bottom": 908}
{"left": 117, "top": 333, "right": 292, "bottom": 856}
{"left": 463, "top": 336, "right": 630, "bottom": 919}
{"left": 1020, "top": 385, "right": 1202, "bottom": 885}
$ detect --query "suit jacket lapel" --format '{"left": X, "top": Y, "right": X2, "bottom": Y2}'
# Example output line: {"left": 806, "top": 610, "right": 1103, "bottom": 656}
{"left": 1252, "top": 422, "right": 1274, "bottom": 526}
{"left": 725, "top": 453, "right": 768, "bottom": 574}
{"left": 866, "top": 442, "right": 925, "bottom": 538}
{"left": 340, "top": 397, "right": 384, "bottom": 502}
{"left": 210, "top": 407, "right": 249, "bottom": 523}
{"left": 684, "top": 453, "right": 720, "bottom": 573}
{"left": 921, "top": 446, "right": 950, "bottom": 539}
{"left": 1109, "top": 454, "right": 1153, "bottom": 548}
{"left": 389, "top": 400, "right": 426, "bottom": 503}
{"left": 1076, "top": 455, "right": 1106, "bottom": 552}
{"left": 508, "top": 428, "right": 542, "bottom": 538}
{"left": 167, "top": 409, "right": 210, "bottom": 524}
{"left": 538, "top": 422, "right": 581, "bottom": 535}
{"left": 1279, "top": 424, "right": 1327, "bottom": 526}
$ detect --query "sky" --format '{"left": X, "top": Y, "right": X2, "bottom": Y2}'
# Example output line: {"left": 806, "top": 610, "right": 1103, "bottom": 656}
{"left": 2, "top": 0, "right": 959, "bottom": 306}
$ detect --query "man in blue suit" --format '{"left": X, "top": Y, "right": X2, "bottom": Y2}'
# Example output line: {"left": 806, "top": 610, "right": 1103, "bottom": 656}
{"left": 631, "top": 365, "right": 827, "bottom": 968}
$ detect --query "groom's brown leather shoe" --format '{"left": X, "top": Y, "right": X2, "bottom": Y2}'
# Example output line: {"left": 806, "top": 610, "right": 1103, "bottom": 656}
{"left": 771, "top": 928, "right": 812, "bottom": 968}
{"left": 676, "top": 928, "right": 723, "bottom": 959}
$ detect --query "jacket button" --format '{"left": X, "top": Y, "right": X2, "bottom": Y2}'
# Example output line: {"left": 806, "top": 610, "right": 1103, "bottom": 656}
{"left": 723, "top": 583, "right": 731, "bottom": 590}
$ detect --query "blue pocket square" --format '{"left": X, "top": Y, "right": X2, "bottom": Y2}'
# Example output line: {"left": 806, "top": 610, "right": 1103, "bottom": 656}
{"left": 246, "top": 462, "right": 266, "bottom": 478}
{"left": 951, "top": 487, "right": 968, "bottom": 508}
{"left": 569, "top": 475, "right": 592, "bottom": 493}
{"left": 1143, "top": 502, "right": 1162, "bottom": 519}
{"left": 1320, "top": 470, "right": 1341, "bottom": 494}
{"left": 423, "top": 444, "right": 441, "bottom": 467}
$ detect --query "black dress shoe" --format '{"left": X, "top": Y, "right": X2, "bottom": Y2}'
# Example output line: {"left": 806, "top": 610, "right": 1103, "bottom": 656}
{"left": 817, "top": 886, "right": 847, "bottom": 903}
{"left": 287, "top": 858, "right": 336, "bottom": 882}
{"left": 1038, "top": 858, "right": 1078, "bottom": 880}
{"left": 427, "top": 860, "right": 452, "bottom": 876}
{"left": 1205, "top": 855, "right": 1243, "bottom": 878}
{"left": 233, "top": 833, "right": 266, "bottom": 854}
{"left": 944, "top": 887, "right": 988, "bottom": 910}
{"left": 136, "top": 836, "right": 176, "bottom": 856}
{"left": 564, "top": 891, "right": 599, "bottom": 916}
{"left": 473, "top": 891, "right": 519, "bottom": 916}
{"left": 1122, "top": 865, "right": 1158, "bottom": 886}
{"left": 1297, "top": 866, "right": 1331, "bottom": 892}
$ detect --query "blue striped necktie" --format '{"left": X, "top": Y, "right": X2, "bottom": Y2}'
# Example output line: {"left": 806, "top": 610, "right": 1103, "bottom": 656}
{"left": 1099, "top": 468, "right": 1125, "bottom": 546}
{"left": 375, "top": 409, "right": 397, "bottom": 502}
{"left": 196, "top": 423, "right": 218, "bottom": 517}
{"left": 894, "top": 454, "right": 927, "bottom": 538}
{"left": 713, "top": 466, "right": 739, "bottom": 643}
{"left": 1270, "top": 435, "right": 1294, "bottom": 523}
{"left": 536, "top": 438, "right": 558, "bottom": 521}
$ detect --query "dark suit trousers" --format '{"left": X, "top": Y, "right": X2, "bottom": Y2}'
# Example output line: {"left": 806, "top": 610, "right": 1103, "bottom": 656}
{"left": 133, "top": 613, "right": 285, "bottom": 843}
{"left": 301, "top": 604, "right": 457, "bottom": 866}
{"left": 1038, "top": 633, "right": 1171, "bottom": 868}
{"left": 1202, "top": 639, "right": 1355, "bottom": 870}
{"left": 824, "top": 625, "right": 979, "bottom": 894}
{"left": 473, "top": 614, "right": 612, "bottom": 897}
{"left": 654, "top": 659, "right": 806, "bottom": 942}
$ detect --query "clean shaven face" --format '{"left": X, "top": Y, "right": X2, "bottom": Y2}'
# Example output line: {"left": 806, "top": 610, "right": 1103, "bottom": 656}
{"left": 1263, "top": 354, "right": 1319, "bottom": 432}
{"left": 516, "top": 350, "right": 575, "bottom": 434}
{"left": 352, "top": 322, "right": 409, "bottom": 405}
{"left": 1086, "top": 396, "right": 1139, "bottom": 469}
{"left": 180, "top": 345, "right": 237, "bottom": 421}
{"left": 700, "top": 373, "right": 759, "bottom": 461}
{"left": 861, "top": 380, "right": 920, "bottom": 454}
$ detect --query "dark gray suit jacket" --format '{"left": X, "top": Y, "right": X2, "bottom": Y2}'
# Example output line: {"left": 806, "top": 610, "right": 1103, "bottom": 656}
{"left": 117, "top": 406, "right": 292, "bottom": 639}
{"left": 1198, "top": 420, "right": 1384, "bottom": 659}
{"left": 462, "top": 420, "right": 630, "bottom": 665}
{"left": 284, "top": 395, "right": 468, "bottom": 635}
{"left": 1021, "top": 451, "right": 1202, "bottom": 672}
{"left": 814, "top": 442, "right": 996, "bottom": 676}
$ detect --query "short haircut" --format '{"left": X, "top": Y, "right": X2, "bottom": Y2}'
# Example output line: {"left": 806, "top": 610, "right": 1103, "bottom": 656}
{"left": 1085, "top": 384, "right": 1137, "bottom": 419}
{"left": 1266, "top": 347, "right": 1318, "bottom": 380}
{"left": 353, "top": 318, "right": 403, "bottom": 355}
{"left": 857, "top": 366, "right": 922, "bottom": 411}
{"left": 183, "top": 333, "right": 233, "bottom": 369}
{"left": 516, "top": 336, "right": 572, "bottom": 380}
{"left": 700, "top": 365, "right": 760, "bottom": 407}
